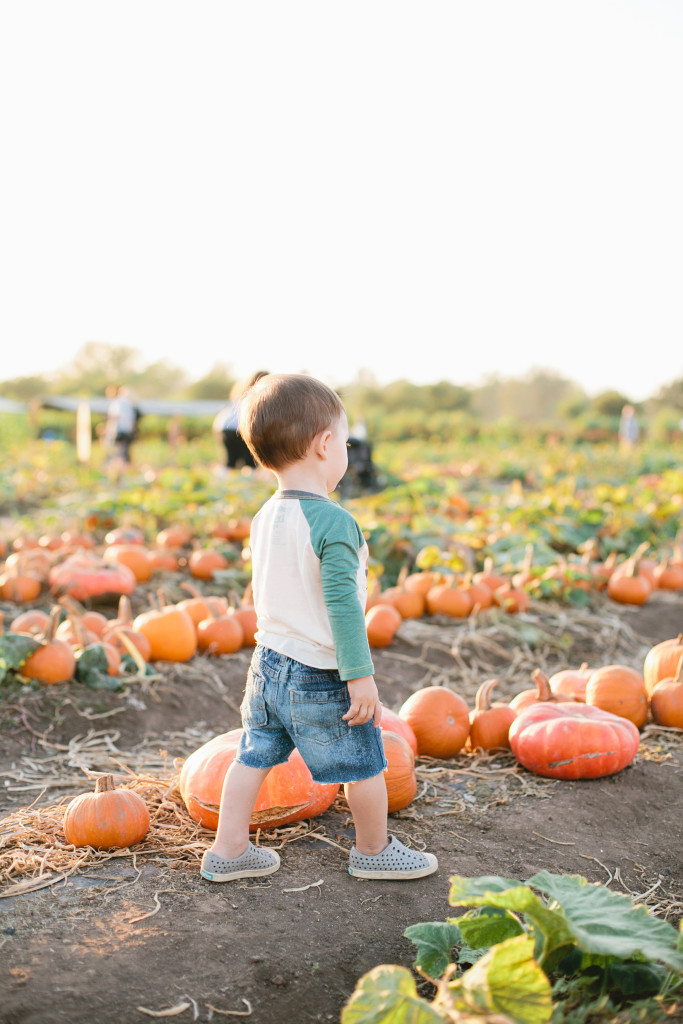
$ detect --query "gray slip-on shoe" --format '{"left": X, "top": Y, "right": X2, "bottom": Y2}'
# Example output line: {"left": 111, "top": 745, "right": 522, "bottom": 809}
{"left": 348, "top": 835, "right": 438, "bottom": 880}
{"left": 201, "top": 842, "right": 280, "bottom": 882}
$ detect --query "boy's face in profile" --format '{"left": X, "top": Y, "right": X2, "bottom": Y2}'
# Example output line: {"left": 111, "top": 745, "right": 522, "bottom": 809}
{"left": 324, "top": 412, "right": 349, "bottom": 493}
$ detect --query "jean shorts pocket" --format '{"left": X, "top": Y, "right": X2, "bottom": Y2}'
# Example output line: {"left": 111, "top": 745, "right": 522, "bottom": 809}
{"left": 240, "top": 667, "right": 268, "bottom": 729}
{"left": 290, "top": 687, "right": 349, "bottom": 746}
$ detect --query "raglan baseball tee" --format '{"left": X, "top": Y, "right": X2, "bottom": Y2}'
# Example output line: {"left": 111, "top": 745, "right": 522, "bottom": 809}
{"left": 249, "top": 490, "right": 375, "bottom": 681}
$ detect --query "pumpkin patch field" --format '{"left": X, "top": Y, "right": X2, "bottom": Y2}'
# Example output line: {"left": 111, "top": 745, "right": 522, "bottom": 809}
{"left": 0, "top": 434, "right": 682, "bottom": 1024}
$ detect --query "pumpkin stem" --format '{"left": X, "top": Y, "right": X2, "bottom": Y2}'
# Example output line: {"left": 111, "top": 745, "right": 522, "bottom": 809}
{"left": 180, "top": 581, "right": 202, "bottom": 600}
{"left": 475, "top": 678, "right": 498, "bottom": 711}
{"left": 95, "top": 775, "right": 116, "bottom": 793}
{"left": 45, "top": 606, "right": 63, "bottom": 642}
{"left": 531, "top": 668, "right": 554, "bottom": 701}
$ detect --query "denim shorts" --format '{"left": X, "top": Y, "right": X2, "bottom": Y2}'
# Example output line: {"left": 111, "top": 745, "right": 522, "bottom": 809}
{"left": 236, "top": 645, "right": 387, "bottom": 785}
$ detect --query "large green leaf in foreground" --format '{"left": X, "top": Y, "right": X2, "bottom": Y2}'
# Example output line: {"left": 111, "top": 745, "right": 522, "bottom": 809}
{"left": 449, "top": 873, "right": 683, "bottom": 974}
{"left": 446, "top": 935, "right": 552, "bottom": 1024}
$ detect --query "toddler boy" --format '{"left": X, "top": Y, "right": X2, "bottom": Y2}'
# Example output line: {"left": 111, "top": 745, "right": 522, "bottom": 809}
{"left": 201, "top": 374, "right": 437, "bottom": 882}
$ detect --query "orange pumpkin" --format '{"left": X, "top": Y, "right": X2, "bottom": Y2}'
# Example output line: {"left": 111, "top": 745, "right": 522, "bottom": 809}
{"left": 548, "top": 663, "right": 592, "bottom": 702}
{"left": 49, "top": 554, "right": 136, "bottom": 602}
{"left": 509, "top": 669, "right": 569, "bottom": 715}
{"left": 379, "top": 705, "right": 418, "bottom": 755}
{"left": 230, "top": 584, "right": 258, "bottom": 647}
{"left": 398, "top": 685, "right": 470, "bottom": 758}
{"left": 585, "top": 664, "right": 648, "bottom": 728}
{"left": 426, "top": 578, "right": 473, "bottom": 618}
{"left": 188, "top": 549, "right": 229, "bottom": 580}
{"left": 643, "top": 634, "right": 683, "bottom": 699}
{"left": 103, "top": 544, "right": 153, "bottom": 583}
{"left": 63, "top": 775, "right": 150, "bottom": 849}
{"left": 22, "top": 609, "right": 76, "bottom": 685}
{"left": 176, "top": 582, "right": 229, "bottom": 627}
{"left": 493, "top": 583, "right": 531, "bottom": 614}
{"left": 468, "top": 679, "right": 516, "bottom": 751}
{"left": 472, "top": 558, "right": 507, "bottom": 593}
{"left": 156, "top": 523, "right": 194, "bottom": 549}
{"left": 365, "top": 603, "right": 402, "bottom": 648}
{"left": 653, "top": 560, "right": 683, "bottom": 591}
{"left": 649, "top": 655, "right": 683, "bottom": 729}
{"left": 607, "top": 561, "right": 651, "bottom": 605}
{"left": 9, "top": 608, "right": 51, "bottom": 635}
{"left": 133, "top": 604, "right": 197, "bottom": 662}
{"left": 197, "top": 610, "right": 244, "bottom": 655}
{"left": 381, "top": 567, "right": 426, "bottom": 620}
{"left": 0, "top": 571, "right": 42, "bottom": 603}
{"left": 178, "top": 729, "right": 339, "bottom": 831}
{"left": 403, "top": 571, "right": 441, "bottom": 598}
{"left": 380, "top": 730, "right": 417, "bottom": 812}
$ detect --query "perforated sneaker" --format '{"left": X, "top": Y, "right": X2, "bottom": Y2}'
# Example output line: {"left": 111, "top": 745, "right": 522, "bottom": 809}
{"left": 348, "top": 835, "right": 438, "bottom": 880}
{"left": 201, "top": 842, "right": 281, "bottom": 882}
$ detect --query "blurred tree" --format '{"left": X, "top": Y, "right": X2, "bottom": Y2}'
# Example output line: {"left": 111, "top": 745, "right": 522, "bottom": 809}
{"left": 653, "top": 377, "right": 683, "bottom": 411}
{"left": 185, "top": 363, "right": 236, "bottom": 400}
{"left": 590, "top": 389, "right": 633, "bottom": 417}
{"left": 1, "top": 375, "right": 51, "bottom": 400}
{"left": 53, "top": 342, "right": 188, "bottom": 398}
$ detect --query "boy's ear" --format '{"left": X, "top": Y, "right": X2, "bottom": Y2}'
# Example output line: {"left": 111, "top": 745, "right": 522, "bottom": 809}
{"left": 314, "top": 429, "right": 332, "bottom": 459}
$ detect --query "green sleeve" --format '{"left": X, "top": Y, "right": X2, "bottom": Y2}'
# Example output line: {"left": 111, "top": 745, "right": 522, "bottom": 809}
{"left": 303, "top": 501, "right": 375, "bottom": 681}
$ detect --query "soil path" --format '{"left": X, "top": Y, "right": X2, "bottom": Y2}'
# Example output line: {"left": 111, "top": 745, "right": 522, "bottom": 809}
{"left": 1, "top": 594, "right": 682, "bottom": 1024}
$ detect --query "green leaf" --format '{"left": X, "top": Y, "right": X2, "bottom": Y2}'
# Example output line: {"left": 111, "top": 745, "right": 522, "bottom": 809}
{"left": 0, "top": 633, "right": 41, "bottom": 683}
{"left": 608, "top": 960, "right": 667, "bottom": 997}
{"left": 447, "top": 935, "right": 552, "bottom": 1024}
{"left": 341, "top": 965, "right": 446, "bottom": 1024}
{"left": 527, "top": 871, "right": 683, "bottom": 973}
{"left": 458, "top": 908, "right": 526, "bottom": 950}
{"left": 404, "top": 922, "right": 461, "bottom": 979}
{"left": 75, "top": 646, "right": 124, "bottom": 691}
{"left": 449, "top": 876, "right": 575, "bottom": 969}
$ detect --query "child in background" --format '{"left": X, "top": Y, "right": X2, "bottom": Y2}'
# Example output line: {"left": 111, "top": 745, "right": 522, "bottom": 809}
{"left": 201, "top": 374, "right": 437, "bottom": 883}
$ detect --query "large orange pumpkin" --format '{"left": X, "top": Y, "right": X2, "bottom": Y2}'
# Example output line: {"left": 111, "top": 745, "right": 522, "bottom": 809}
{"left": 380, "top": 729, "right": 417, "bottom": 812}
{"left": 63, "top": 775, "right": 150, "bottom": 849}
{"left": 649, "top": 655, "right": 683, "bottom": 730}
{"left": 585, "top": 664, "right": 648, "bottom": 728}
{"left": 398, "top": 685, "right": 470, "bottom": 758}
{"left": 509, "top": 702, "right": 640, "bottom": 780}
{"left": 178, "top": 729, "right": 339, "bottom": 831}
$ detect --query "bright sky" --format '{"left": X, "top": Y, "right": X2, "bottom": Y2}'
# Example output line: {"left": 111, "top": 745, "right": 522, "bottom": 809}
{"left": 2, "top": 1, "right": 682, "bottom": 401}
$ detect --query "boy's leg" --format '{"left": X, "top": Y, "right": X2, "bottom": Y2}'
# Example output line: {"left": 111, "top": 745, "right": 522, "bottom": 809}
{"left": 207, "top": 760, "right": 272, "bottom": 859}
{"left": 344, "top": 773, "right": 388, "bottom": 856}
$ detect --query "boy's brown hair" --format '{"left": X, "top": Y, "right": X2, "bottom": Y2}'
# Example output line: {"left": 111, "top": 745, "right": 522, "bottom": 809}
{"left": 239, "top": 373, "right": 344, "bottom": 470}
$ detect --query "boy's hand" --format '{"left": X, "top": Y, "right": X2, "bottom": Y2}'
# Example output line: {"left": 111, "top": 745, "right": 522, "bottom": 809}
{"left": 344, "top": 676, "right": 382, "bottom": 727}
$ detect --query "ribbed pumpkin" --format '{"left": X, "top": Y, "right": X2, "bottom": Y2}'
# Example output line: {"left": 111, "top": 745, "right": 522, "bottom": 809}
{"left": 468, "top": 679, "right": 516, "bottom": 751}
{"left": 379, "top": 705, "right": 418, "bottom": 755}
{"left": 49, "top": 554, "right": 136, "bottom": 603}
{"left": 178, "top": 729, "right": 339, "bottom": 831}
{"left": 133, "top": 604, "right": 197, "bottom": 662}
{"left": 63, "top": 775, "right": 150, "bottom": 849}
{"left": 649, "top": 655, "right": 683, "bottom": 729}
{"left": 0, "top": 571, "right": 42, "bottom": 603}
{"left": 509, "top": 703, "right": 640, "bottom": 780}
{"left": 398, "top": 685, "right": 470, "bottom": 758}
{"left": 365, "top": 603, "right": 402, "bottom": 648}
{"left": 585, "top": 664, "right": 648, "bottom": 728}
{"left": 380, "top": 730, "right": 417, "bottom": 812}
{"left": 643, "top": 634, "right": 683, "bottom": 699}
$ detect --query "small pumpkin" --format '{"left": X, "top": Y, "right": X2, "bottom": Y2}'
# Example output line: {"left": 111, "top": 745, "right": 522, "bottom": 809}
{"left": 548, "top": 662, "right": 592, "bottom": 702}
{"left": 509, "top": 669, "right": 569, "bottom": 715}
{"left": 398, "top": 685, "right": 470, "bottom": 758}
{"left": 380, "top": 730, "right": 418, "bottom": 812}
{"left": 403, "top": 571, "right": 442, "bottom": 598}
{"left": 21, "top": 608, "right": 77, "bottom": 685}
{"left": 472, "top": 558, "right": 508, "bottom": 593}
{"left": 509, "top": 702, "right": 640, "bottom": 779}
{"left": 379, "top": 705, "right": 418, "bottom": 755}
{"left": 381, "top": 567, "right": 426, "bottom": 620}
{"left": 643, "top": 634, "right": 683, "bottom": 699}
{"left": 188, "top": 548, "right": 229, "bottom": 580}
{"left": 653, "top": 560, "right": 683, "bottom": 591}
{"left": 176, "top": 582, "right": 229, "bottom": 628}
{"left": 492, "top": 583, "right": 531, "bottom": 614}
{"left": 63, "top": 775, "right": 150, "bottom": 849}
{"left": 425, "top": 578, "right": 473, "bottom": 618}
{"left": 468, "top": 678, "right": 516, "bottom": 751}
{"left": 197, "top": 608, "right": 244, "bottom": 655}
{"left": 649, "top": 655, "right": 683, "bottom": 729}
{"left": 156, "top": 523, "right": 194, "bottom": 549}
{"left": 178, "top": 729, "right": 339, "bottom": 831}
{"left": 365, "top": 603, "right": 402, "bottom": 648}
{"left": 103, "top": 544, "right": 153, "bottom": 583}
{"left": 9, "top": 608, "right": 51, "bottom": 635}
{"left": 585, "top": 664, "right": 648, "bottom": 728}
{"left": 133, "top": 599, "right": 197, "bottom": 662}
{"left": 607, "top": 559, "right": 651, "bottom": 605}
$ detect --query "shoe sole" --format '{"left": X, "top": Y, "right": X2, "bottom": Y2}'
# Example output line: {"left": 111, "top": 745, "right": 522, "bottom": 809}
{"left": 349, "top": 862, "right": 438, "bottom": 880}
{"left": 201, "top": 858, "right": 281, "bottom": 883}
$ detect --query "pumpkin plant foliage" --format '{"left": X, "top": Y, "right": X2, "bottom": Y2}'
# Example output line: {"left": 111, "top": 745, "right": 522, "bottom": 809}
{"left": 342, "top": 873, "right": 683, "bottom": 1024}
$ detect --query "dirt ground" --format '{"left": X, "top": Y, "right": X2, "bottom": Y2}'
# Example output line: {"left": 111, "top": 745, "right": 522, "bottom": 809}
{"left": 1, "top": 591, "right": 682, "bottom": 1024}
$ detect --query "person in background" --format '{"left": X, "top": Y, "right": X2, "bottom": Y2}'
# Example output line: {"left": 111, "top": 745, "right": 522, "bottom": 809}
{"left": 619, "top": 404, "right": 639, "bottom": 452}
{"left": 213, "top": 370, "right": 269, "bottom": 470}
{"left": 105, "top": 385, "right": 137, "bottom": 467}
{"left": 200, "top": 373, "right": 438, "bottom": 885}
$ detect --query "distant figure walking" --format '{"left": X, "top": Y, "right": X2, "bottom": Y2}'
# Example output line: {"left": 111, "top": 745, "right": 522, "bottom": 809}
{"left": 105, "top": 385, "right": 137, "bottom": 467}
{"left": 213, "top": 371, "right": 269, "bottom": 470}
{"left": 619, "top": 404, "right": 639, "bottom": 452}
